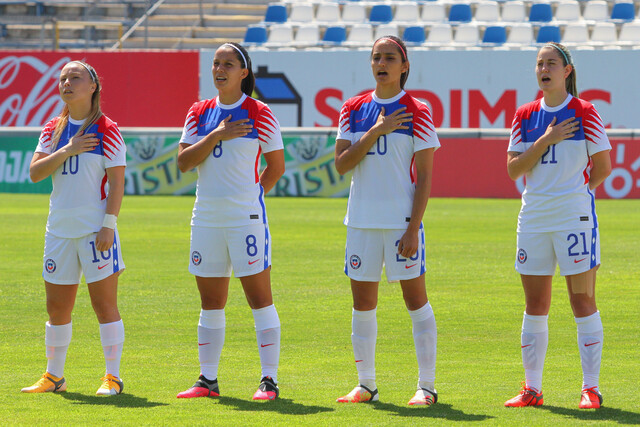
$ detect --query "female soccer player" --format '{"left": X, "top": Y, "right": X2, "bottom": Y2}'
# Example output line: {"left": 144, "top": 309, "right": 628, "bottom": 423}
{"left": 334, "top": 36, "right": 440, "bottom": 406}
{"left": 504, "top": 43, "right": 612, "bottom": 409}
{"left": 176, "top": 42, "right": 285, "bottom": 401}
{"left": 22, "top": 61, "right": 127, "bottom": 396}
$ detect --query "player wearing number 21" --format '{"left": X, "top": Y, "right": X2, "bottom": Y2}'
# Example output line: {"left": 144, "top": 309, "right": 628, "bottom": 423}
{"left": 505, "top": 43, "right": 612, "bottom": 409}
{"left": 23, "top": 61, "right": 127, "bottom": 396}
{"left": 334, "top": 36, "right": 441, "bottom": 406}
{"left": 176, "top": 43, "right": 285, "bottom": 401}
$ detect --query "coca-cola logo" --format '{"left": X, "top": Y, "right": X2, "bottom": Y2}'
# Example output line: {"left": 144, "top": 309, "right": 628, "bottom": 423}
{"left": 0, "top": 55, "right": 68, "bottom": 126}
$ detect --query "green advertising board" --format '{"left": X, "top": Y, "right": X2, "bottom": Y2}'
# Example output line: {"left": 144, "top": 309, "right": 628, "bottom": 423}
{"left": 0, "top": 129, "right": 350, "bottom": 197}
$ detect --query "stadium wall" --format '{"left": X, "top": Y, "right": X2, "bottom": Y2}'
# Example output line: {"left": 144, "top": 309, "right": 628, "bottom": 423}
{"left": 2, "top": 128, "right": 639, "bottom": 199}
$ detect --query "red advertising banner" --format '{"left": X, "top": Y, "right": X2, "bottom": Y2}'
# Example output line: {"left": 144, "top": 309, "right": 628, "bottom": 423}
{"left": 432, "top": 138, "right": 640, "bottom": 199}
{"left": 0, "top": 51, "right": 199, "bottom": 127}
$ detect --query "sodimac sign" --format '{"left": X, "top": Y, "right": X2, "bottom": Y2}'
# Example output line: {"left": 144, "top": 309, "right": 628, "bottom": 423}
{"left": 0, "top": 51, "right": 199, "bottom": 127}
{"left": 200, "top": 49, "right": 638, "bottom": 130}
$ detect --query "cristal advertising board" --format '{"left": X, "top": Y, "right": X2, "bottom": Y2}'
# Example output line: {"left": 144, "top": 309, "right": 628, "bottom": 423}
{"left": 200, "top": 49, "right": 639, "bottom": 130}
{"left": 2, "top": 130, "right": 639, "bottom": 199}
{"left": 0, "top": 51, "right": 199, "bottom": 127}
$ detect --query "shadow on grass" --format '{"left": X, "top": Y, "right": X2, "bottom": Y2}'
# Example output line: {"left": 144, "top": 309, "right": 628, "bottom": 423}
{"left": 371, "top": 401, "right": 493, "bottom": 421}
{"left": 217, "top": 396, "right": 333, "bottom": 416}
{"left": 540, "top": 405, "right": 640, "bottom": 425}
{"left": 60, "top": 392, "right": 168, "bottom": 408}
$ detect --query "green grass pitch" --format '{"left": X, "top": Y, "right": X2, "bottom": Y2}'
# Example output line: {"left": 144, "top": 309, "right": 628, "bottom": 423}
{"left": 1, "top": 194, "right": 638, "bottom": 425}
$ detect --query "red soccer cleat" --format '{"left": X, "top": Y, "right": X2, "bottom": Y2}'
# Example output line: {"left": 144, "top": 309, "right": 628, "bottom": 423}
{"left": 177, "top": 375, "right": 219, "bottom": 398}
{"left": 504, "top": 383, "right": 543, "bottom": 407}
{"left": 579, "top": 387, "right": 603, "bottom": 409}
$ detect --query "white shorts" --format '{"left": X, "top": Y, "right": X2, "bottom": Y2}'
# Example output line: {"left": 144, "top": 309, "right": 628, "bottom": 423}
{"left": 515, "top": 228, "right": 600, "bottom": 276}
{"left": 344, "top": 225, "right": 426, "bottom": 282}
{"left": 189, "top": 223, "right": 271, "bottom": 278}
{"left": 43, "top": 230, "right": 125, "bottom": 285}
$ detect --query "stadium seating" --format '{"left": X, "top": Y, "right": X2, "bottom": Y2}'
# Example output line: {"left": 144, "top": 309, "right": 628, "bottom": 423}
{"left": 4, "top": 0, "right": 639, "bottom": 52}
{"left": 610, "top": 2, "right": 636, "bottom": 22}
{"left": 244, "top": 26, "right": 268, "bottom": 46}
{"left": 421, "top": 2, "right": 447, "bottom": 23}
{"left": 481, "top": 26, "right": 507, "bottom": 46}
{"left": 264, "top": 4, "right": 287, "bottom": 24}
{"left": 369, "top": 4, "right": 393, "bottom": 24}
{"left": 449, "top": 4, "right": 473, "bottom": 24}
{"left": 562, "top": 22, "right": 590, "bottom": 46}
{"left": 619, "top": 21, "right": 640, "bottom": 45}
{"left": 536, "top": 25, "right": 561, "bottom": 44}
{"left": 529, "top": 3, "right": 553, "bottom": 24}
{"left": 403, "top": 25, "right": 426, "bottom": 45}
{"left": 502, "top": 1, "right": 527, "bottom": 23}
{"left": 590, "top": 21, "right": 618, "bottom": 45}
{"left": 322, "top": 25, "right": 347, "bottom": 45}
{"left": 583, "top": 1, "right": 610, "bottom": 24}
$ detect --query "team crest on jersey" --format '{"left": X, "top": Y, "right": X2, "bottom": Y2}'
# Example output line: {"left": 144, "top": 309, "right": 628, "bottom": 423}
{"left": 350, "top": 255, "right": 361, "bottom": 270}
{"left": 45, "top": 259, "right": 56, "bottom": 273}
{"left": 192, "top": 251, "right": 202, "bottom": 266}
{"left": 517, "top": 249, "right": 527, "bottom": 264}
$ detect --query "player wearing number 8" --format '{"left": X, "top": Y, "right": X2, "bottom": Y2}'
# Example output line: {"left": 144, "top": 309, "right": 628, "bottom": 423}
{"left": 505, "top": 43, "right": 612, "bottom": 409}
{"left": 23, "top": 61, "right": 127, "bottom": 396}
{"left": 176, "top": 42, "right": 285, "bottom": 401}
{"left": 334, "top": 36, "right": 441, "bottom": 406}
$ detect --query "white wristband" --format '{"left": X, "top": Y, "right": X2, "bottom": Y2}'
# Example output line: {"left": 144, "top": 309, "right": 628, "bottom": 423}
{"left": 102, "top": 214, "right": 117, "bottom": 229}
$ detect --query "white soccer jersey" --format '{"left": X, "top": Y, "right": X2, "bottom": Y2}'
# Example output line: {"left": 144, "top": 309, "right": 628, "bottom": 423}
{"left": 508, "top": 95, "right": 611, "bottom": 232}
{"left": 337, "top": 90, "right": 440, "bottom": 229}
{"left": 180, "top": 94, "right": 284, "bottom": 227}
{"left": 36, "top": 115, "right": 127, "bottom": 238}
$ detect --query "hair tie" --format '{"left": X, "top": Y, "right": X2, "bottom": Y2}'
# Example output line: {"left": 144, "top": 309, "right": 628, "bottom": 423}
{"left": 546, "top": 44, "right": 571, "bottom": 66}
{"left": 72, "top": 61, "right": 97, "bottom": 83}
{"left": 221, "top": 43, "right": 248, "bottom": 68}
{"left": 375, "top": 37, "right": 407, "bottom": 60}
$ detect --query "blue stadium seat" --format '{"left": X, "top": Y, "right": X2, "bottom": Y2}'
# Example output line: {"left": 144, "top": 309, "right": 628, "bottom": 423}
{"left": 482, "top": 26, "right": 507, "bottom": 45}
{"left": 244, "top": 26, "right": 268, "bottom": 45}
{"left": 529, "top": 3, "right": 553, "bottom": 23}
{"left": 369, "top": 4, "right": 393, "bottom": 24}
{"left": 536, "top": 25, "right": 561, "bottom": 43}
{"left": 403, "top": 26, "right": 426, "bottom": 45}
{"left": 323, "top": 26, "right": 347, "bottom": 45}
{"left": 449, "top": 4, "right": 472, "bottom": 23}
{"left": 611, "top": 2, "right": 635, "bottom": 22}
{"left": 264, "top": 4, "right": 287, "bottom": 24}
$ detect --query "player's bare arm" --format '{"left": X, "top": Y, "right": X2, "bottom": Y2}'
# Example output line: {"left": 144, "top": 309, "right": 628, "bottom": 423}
{"left": 95, "top": 165, "right": 125, "bottom": 252}
{"left": 334, "top": 107, "right": 412, "bottom": 175}
{"left": 397, "top": 148, "right": 434, "bottom": 258}
{"left": 177, "top": 115, "right": 252, "bottom": 172}
{"left": 588, "top": 149, "right": 612, "bottom": 190}
{"left": 260, "top": 149, "right": 285, "bottom": 194}
{"left": 29, "top": 133, "right": 99, "bottom": 182}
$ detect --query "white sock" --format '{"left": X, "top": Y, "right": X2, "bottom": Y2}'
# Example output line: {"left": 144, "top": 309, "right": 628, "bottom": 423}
{"left": 198, "top": 309, "right": 225, "bottom": 381}
{"left": 352, "top": 308, "right": 377, "bottom": 390}
{"left": 100, "top": 320, "right": 125, "bottom": 378}
{"left": 521, "top": 313, "right": 548, "bottom": 393}
{"left": 252, "top": 304, "right": 280, "bottom": 383}
{"left": 409, "top": 302, "right": 437, "bottom": 391}
{"left": 576, "top": 311, "right": 603, "bottom": 390}
{"left": 45, "top": 322, "right": 72, "bottom": 378}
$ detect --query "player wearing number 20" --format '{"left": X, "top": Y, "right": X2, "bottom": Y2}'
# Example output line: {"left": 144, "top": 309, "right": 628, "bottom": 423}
{"left": 505, "top": 43, "right": 612, "bottom": 409}
{"left": 23, "top": 61, "right": 127, "bottom": 396}
{"left": 334, "top": 36, "right": 440, "bottom": 406}
{"left": 176, "top": 43, "right": 285, "bottom": 401}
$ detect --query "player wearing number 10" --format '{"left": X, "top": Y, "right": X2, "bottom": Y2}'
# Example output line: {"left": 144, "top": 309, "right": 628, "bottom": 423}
{"left": 23, "top": 61, "right": 127, "bottom": 396}
{"left": 334, "top": 36, "right": 440, "bottom": 406}
{"left": 176, "top": 42, "right": 285, "bottom": 401}
{"left": 505, "top": 43, "right": 612, "bottom": 409}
